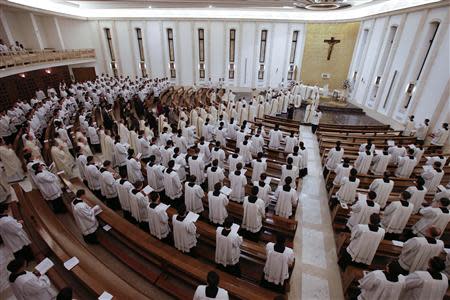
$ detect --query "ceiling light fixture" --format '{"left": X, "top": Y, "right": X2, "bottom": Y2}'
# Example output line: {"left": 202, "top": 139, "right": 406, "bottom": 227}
{"left": 148, "top": 5, "right": 152, "bottom": 8}
{"left": 208, "top": 5, "right": 214, "bottom": 8}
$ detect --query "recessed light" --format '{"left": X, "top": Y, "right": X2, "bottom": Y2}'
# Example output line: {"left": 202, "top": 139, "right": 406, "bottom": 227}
{"left": 148, "top": 5, "right": 152, "bottom": 8}
{"left": 208, "top": 5, "right": 213, "bottom": 8}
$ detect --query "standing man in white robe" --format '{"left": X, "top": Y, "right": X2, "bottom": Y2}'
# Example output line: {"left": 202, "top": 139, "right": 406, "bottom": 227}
{"left": 415, "top": 119, "right": 429, "bottom": 143}
{"left": 33, "top": 163, "right": 66, "bottom": 213}
{"left": 355, "top": 146, "right": 373, "bottom": 175}
{"left": 114, "top": 136, "right": 129, "bottom": 175}
{"left": 397, "top": 226, "right": 444, "bottom": 274}
{"left": 369, "top": 173, "right": 394, "bottom": 208}
{"left": 421, "top": 161, "right": 444, "bottom": 194}
{"left": 242, "top": 186, "right": 266, "bottom": 239}
{"left": 163, "top": 160, "right": 183, "bottom": 206}
{"left": 430, "top": 122, "right": 449, "bottom": 149}
{"left": 251, "top": 152, "right": 267, "bottom": 183}
{"left": 185, "top": 175, "right": 205, "bottom": 214}
{"left": 71, "top": 189, "right": 99, "bottom": 244}
{"left": 268, "top": 125, "right": 283, "bottom": 149}
{"left": 173, "top": 204, "right": 197, "bottom": 253}
{"left": 263, "top": 234, "right": 294, "bottom": 289}
{"left": 208, "top": 182, "right": 229, "bottom": 225}
{"left": 381, "top": 191, "right": 414, "bottom": 237}
{"left": 6, "top": 258, "right": 54, "bottom": 300}
{"left": 206, "top": 159, "right": 225, "bottom": 192}
{"left": 147, "top": 192, "right": 170, "bottom": 240}
{"left": 370, "top": 147, "right": 391, "bottom": 176}
{"left": 0, "top": 203, "right": 33, "bottom": 262}
{"left": 274, "top": 177, "right": 298, "bottom": 218}
{"left": 0, "top": 139, "right": 25, "bottom": 182}
{"left": 338, "top": 214, "right": 385, "bottom": 271}
{"left": 406, "top": 177, "right": 428, "bottom": 214}
{"left": 336, "top": 168, "right": 360, "bottom": 204}
{"left": 215, "top": 217, "right": 243, "bottom": 276}
{"left": 346, "top": 192, "right": 380, "bottom": 230}
{"left": 228, "top": 163, "right": 247, "bottom": 203}
{"left": 395, "top": 148, "right": 417, "bottom": 178}
{"left": 323, "top": 141, "right": 344, "bottom": 177}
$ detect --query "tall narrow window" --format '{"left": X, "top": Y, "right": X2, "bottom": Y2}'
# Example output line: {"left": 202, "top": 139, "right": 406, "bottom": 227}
{"left": 404, "top": 22, "right": 440, "bottom": 109}
{"left": 167, "top": 28, "right": 176, "bottom": 79}
{"left": 198, "top": 28, "right": 205, "bottom": 79}
{"left": 229, "top": 29, "right": 236, "bottom": 79}
{"left": 258, "top": 30, "right": 268, "bottom": 80}
{"left": 136, "top": 28, "right": 147, "bottom": 77}
{"left": 353, "top": 29, "right": 369, "bottom": 83}
{"left": 104, "top": 28, "right": 118, "bottom": 77}
{"left": 287, "top": 30, "right": 299, "bottom": 80}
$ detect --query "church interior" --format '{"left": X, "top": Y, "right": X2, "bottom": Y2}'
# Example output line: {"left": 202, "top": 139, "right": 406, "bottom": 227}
{"left": 0, "top": 0, "right": 449, "bottom": 299}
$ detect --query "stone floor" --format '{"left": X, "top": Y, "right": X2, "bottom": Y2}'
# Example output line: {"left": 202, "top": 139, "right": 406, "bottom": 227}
{"left": 287, "top": 125, "right": 344, "bottom": 300}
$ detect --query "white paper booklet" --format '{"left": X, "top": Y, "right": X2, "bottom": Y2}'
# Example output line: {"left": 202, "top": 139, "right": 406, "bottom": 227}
{"left": 64, "top": 257, "right": 79, "bottom": 270}
{"left": 93, "top": 205, "right": 103, "bottom": 215}
{"left": 392, "top": 240, "right": 404, "bottom": 247}
{"left": 35, "top": 258, "right": 54, "bottom": 274}
{"left": 185, "top": 211, "right": 200, "bottom": 223}
{"left": 220, "top": 186, "right": 232, "bottom": 196}
{"left": 142, "top": 185, "right": 154, "bottom": 195}
{"left": 98, "top": 291, "right": 113, "bottom": 300}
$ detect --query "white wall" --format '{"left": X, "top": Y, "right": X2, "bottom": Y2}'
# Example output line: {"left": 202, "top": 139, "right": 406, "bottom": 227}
{"left": 348, "top": 6, "right": 449, "bottom": 137}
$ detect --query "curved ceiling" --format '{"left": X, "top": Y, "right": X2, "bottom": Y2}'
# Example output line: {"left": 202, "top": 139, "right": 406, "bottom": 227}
{"left": 4, "top": 0, "right": 446, "bottom": 20}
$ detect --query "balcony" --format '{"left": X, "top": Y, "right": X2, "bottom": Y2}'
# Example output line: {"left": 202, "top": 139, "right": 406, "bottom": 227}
{"left": 0, "top": 49, "right": 96, "bottom": 77}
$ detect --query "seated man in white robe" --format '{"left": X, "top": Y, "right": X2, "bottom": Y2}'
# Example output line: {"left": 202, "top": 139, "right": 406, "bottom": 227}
{"left": 346, "top": 191, "right": 380, "bottom": 230}
{"left": 173, "top": 204, "right": 197, "bottom": 253}
{"left": 0, "top": 203, "right": 33, "bottom": 263}
{"left": 71, "top": 189, "right": 99, "bottom": 244}
{"left": 395, "top": 148, "right": 417, "bottom": 178}
{"left": 412, "top": 197, "right": 450, "bottom": 238}
{"left": 147, "top": 192, "right": 170, "bottom": 240}
{"left": 332, "top": 158, "right": 352, "bottom": 187}
{"left": 262, "top": 234, "right": 294, "bottom": 291}
{"left": 402, "top": 257, "right": 448, "bottom": 300}
{"left": 369, "top": 173, "right": 394, "bottom": 209}
{"left": 357, "top": 261, "right": 405, "bottom": 300}
{"left": 193, "top": 271, "right": 229, "bottom": 300}
{"left": 388, "top": 143, "right": 406, "bottom": 166}
{"left": 396, "top": 226, "right": 444, "bottom": 274}
{"left": 381, "top": 191, "right": 414, "bottom": 239}
{"left": 215, "top": 217, "right": 243, "bottom": 276}
{"left": 7, "top": 258, "right": 54, "bottom": 300}
{"left": 338, "top": 213, "right": 385, "bottom": 271}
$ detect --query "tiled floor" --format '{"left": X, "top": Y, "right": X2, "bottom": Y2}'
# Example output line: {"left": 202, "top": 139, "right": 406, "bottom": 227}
{"left": 287, "top": 125, "right": 344, "bottom": 300}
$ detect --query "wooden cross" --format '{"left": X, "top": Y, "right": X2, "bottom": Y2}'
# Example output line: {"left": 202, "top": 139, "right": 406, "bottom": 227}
{"left": 324, "top": 37, "right": 341, "bottom": 60}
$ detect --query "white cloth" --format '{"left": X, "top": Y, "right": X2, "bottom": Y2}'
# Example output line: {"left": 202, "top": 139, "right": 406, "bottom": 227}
{"left": 193, "top": 286, "right": 229, "bottom": 300}
{"left": 369, "top": 179, "right": 394, "bottom": 208}
{"left": 346, "top": 197, "right": 380, "bottom": 230}
{"left": 208, "top": 191, "right": 229, "bottom": 224}
{"left": 185, "top": 182, "right": 205, "bottom": 213}
{"left": 402, "top": 271, "right": 448, "bottom": 300}
{"left": 35, "top": 170, "right": 62, "bottom": 201}
{"left": 207, "top": 167, "right": 225, "bottom": 192}
{"left": 347, "top": 224, "right": 385, "bottom": 265}
{"left": 381, "top": 201, "right": 413, "bottom": 234}
{"left": 250, "top": 159, "right": 267, "bottom": 182}
{"left": 357, "top": 270, "right": 405, "bottom": 300}
{"left": 0, "top": 215, "right": 31, "bottom": 253}
{"left": 188, "top": 157, "right": 205, "bottom": 184}
{"left": 370, "top": 153, "right": 391, "bottom": 176}
{"left": 147, "top": 203, "right": 170, "bottom": 239}
{"left": 163, "top": 170, "right": 182, "bottom": 200}
{"left": 71, "top": 200, "right": 98, "bottom": 235}
{"left": 336, "top": 177, "right": 360, "bottom": 204}
{"left": 11, "top": 271, "right": 53, "bottom": 300}
{"left": 274, "top": 186, "right": 297, "bottom": 218}
{"left": 355, "top": 151, "right": 373, "bottom": 174}
{"left": 325, "top": 148, "right": 344, "bottom": 171}
{"left": 406, "top": 186, "right": 428, "bottom": 214}
{"left": 395, "top": 156, "right": 417, "bottom": 178}
{"left": 229, "top": 172, "right": 247, "bottom": 203}
{"left": 412, "top": 206, "right": 450, "bottom": 237}
{"left": 399, "top": 237, "right": 444, "bottom": 272}
{"left": 263, "top": 242, "right": 294, "bottom": 285}
{"left": 0, "top": 146, "right": 24, "bottom": 182}
{"left": 172, "top": 215, "right": 197, "bottom": 253}
{"left": 215, "top": 227, "right": 242, "bottom": 267}
{"left": 268, "top": 129, "right": 283, "bottom": 149}
{"left": 242, "top": 196, "right": 265, "bottom": 233}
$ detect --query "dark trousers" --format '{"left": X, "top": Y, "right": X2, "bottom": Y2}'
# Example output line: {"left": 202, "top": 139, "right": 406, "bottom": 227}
{"left": 92, "top": 189, "right": 103, "bottom": 202}
{"left": 106, "top": 197, "right": 120, "bottom": 210}
{"left": 261, "top": 275, "right": 285, "bottom": 293}
{"left": 49, "top": 197, "right": 66, "bottom": 214}
{"left": 118, "top": 165, "right": 127, "bottom": 176}
{"left": 83, "top": 232, "right": 99, "bottom": 244}
{"left": 311, "top": 124, "right": 319, "bottom": 134}
{"left": 91, "top": 143, "right": 101, "bottom": 153}
{"left": 323, "top": 167, "right": 330, "bottom": 178}
{"left": 338, "top": 248, "right": 353, "bottom": 272}
{"left": 14, "top": 245, "right": 34, "bottom": 263}
{"left": 219, "top": 263, "right": 241, "bottom": 277}
{"left": 300, "top": 168, "right": 308, "bottom": 178}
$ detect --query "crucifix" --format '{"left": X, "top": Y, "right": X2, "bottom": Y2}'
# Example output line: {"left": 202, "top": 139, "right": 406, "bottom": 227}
{"left": 324, "top": 37, "right": 341, "bottom": 60}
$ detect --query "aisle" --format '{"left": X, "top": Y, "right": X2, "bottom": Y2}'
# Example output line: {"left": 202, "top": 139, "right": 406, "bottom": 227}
{"left": 288, "top": 125, "right": 344, "bottom": 300}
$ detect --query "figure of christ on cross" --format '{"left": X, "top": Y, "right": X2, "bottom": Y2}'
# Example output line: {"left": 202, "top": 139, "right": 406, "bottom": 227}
{"left": 324, "top": 37, "right": 341, "bottom": 60}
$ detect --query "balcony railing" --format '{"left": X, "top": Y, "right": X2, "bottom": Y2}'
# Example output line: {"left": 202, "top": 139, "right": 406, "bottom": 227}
{"left": 0, "top": 49, "right": 96, "bottom": 69}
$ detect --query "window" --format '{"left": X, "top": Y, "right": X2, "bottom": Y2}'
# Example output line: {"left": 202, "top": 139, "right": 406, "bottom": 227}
{"left": 229, "top": 29, "right": 236, "bottom": 79}
{"left": 198, "top": 28, "right": 205, "bottom": 79}
{"left": 167, "top": 28, "right": 176, "bottom": 79}
{"left": 258, "top": 30, "right": 268, "bottom": 80}
{"left": 287, "top": 30, "right": 299, "bottom": 80}
{"left": 136, "top": 28, "right": 147, "bottom": 77}
{"left": 104, "top": 28, "right": 118, "bottom": 77}
{"left": 405, "top": 22, "right": 440, "bottom": 109}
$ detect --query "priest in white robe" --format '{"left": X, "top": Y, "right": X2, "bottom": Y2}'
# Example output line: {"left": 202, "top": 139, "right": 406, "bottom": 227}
{"left": 354, "top": 148, "right": 373, "bottom": 175}
{"left": 250, "top": 153, "right": 267, "bottom": 182}
{"left": 346, "top": 192, "right": 380, "bottom": 230}
{"left": 268, "top": 125, "right": 283, "bottom": 149}
{"left": 336, "top": 169, "right": 360, "bottom": 204}
{"left": 357, "top": 262, "right": 405, "bottom": 300}
{"left": 242, "top": 186, "right": 266, "bottom": 235}
{"left": 173, "top": 204, "right": 197, "bottom": 253}
{"left": 263, "top": 235, "right": 294, "bottom": 286}
{"left": 369, "top": 174, "right": 394, "bottom": 208}
{"left": 193, "top": 271, "right": 229, "bottom": 300}
{"left": 215, "top": 217, "right": 243, "bottom": 274}
{"left": 406, "top": 177, "right": 428, "bottom": 214}
{"left": 185, "top": 176, "right": 205, "bottom": 214}
{"left": 274, "top": 177, "right": 298, "bottom": 218}
{"left": 208, "top": 183, "right": 229, "bottom": 225}
{"left": 147, "top": 192, "right": 170, "bottom": 240}
{"left": 370, "top": 148, "right": 391, "bottom": 176}
{"left": 421, "top": 162, "right": 444, "bottom": 194}
{"left": 71, "top": 189, "right": 99, "bottom": 244}
{"left": 0, "top": 140, "right": 25, "bottom": 182}
{"left": 412, "top": 198, "right": 450, "bottom": 238}
{"left": 395, "top": 148, "right": 417, "bottom": 177}
{"left": 228, "top": 164, "right": 247, "bottom": 203}
{"left": 207, "top": 160, "right": 225, "bottom": 192}
{"left": 381, "top": 191, "right": 414, "bottom": 235}
{"left": 323, "top": 142, "right": 344, "bottom": 176}
{"left": 33, "top": 164, "right": 65, "bottom": 213}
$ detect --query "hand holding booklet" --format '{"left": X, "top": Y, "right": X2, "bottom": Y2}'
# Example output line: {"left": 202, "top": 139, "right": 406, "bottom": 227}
{"left": 220, "top": 186, "right": 232, "bottom": 196}
{"left": 35, "top": 258, "right": 54, "bottom": 274}
{"left": 93, "top": 205, "right": 103, "bottom": 215}
{"left": 142, "top": 185, "right": 154, "bottom": 195}
{"left": 185, "top": 211, "right": 200, "bottom": 223}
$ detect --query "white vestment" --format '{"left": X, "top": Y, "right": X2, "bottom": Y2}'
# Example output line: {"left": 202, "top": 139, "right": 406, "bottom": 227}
{"left": 325, "top": 148, "right": 344, "bottom": 171}
{"left": 336, "top": 177, "right": 360, "bottom": 204}
{"left": 263, "top": 242, "right": 294, "bottom": 285}
{"left": 207, "top": 167, "right": 225, "bottom": 191}
{"left": 147, "top": 203, "right": 170, "bottom": 239}
{"left": 0, "top": 215, "right": 31, "bottom": 252}
{"left": 215, "top": 227, "right": 242, "bottom": 267}
{"left": 268, "top": 129, "right": 283, "bottom": 149}
{"left": 72, "top": 200, "right": 98, "bottom": 235}
{"left": 369, "top": 179, "right": 394, "bottom": 208}
{"left": 347, "top": 196, "right": 380, "bottom": 229}
{"left": 185, "top": 182, "right": 205, "bottom": 213}
{"left": 347, "top": 224, "right": 385, "bottom": 265}
{"left": 370, "top": 153, "right": 391, "bottom": 176}
{"left": 399, "top": 237, "right": 445, "bottom": 272}
{"left": 357, "top": 270, "right": 405, "bottom": 300}
{"left": 229, "top": 172, "right": 247, "bottom": 203}
{"left": 172, "top": 215, "right": 197, "bottom": 253}
{"left": 381, "top": 201, "right": 413, "bottom": 233}
{"left": 242, "top": 196, "right": 265, "bottom": 233}
{"left": 274, "top": 186, "right": 297, "bottom": 218}
{"left": 0, "top": 145, "right": 24, "bottom": 182}
{"left": 395, "top": 156, "right": 417, "bottom": 178}
{"left": 208, "top": 191, "right": 229, "bottom": 224}
{"left": 402, "top": 271, "right": 448, "bottom": 300}
{"left": 355, "top": 151, "right": 373, "bottom": 174}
